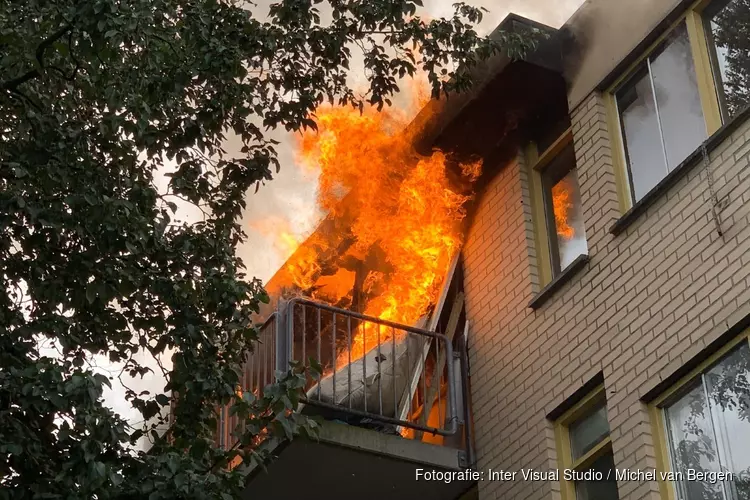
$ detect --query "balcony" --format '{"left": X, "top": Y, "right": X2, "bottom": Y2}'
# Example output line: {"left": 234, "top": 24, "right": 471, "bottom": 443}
{"left": 217, "top": 272, "right": 476, "bottom": 500}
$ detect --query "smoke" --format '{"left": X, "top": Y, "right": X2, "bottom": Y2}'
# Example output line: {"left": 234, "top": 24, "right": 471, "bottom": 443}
{"left": 424, "top": 0, "right": 584, "bottom": 32}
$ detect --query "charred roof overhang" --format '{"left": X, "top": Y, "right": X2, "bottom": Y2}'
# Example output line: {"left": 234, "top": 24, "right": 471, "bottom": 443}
{"left": 412, "top": 14, "right": 570, "bottom": 169}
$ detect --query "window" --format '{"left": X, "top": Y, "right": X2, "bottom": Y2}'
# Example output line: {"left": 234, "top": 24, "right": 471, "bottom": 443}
{"left": 614, "top": 23, "right": 707, "bottom": 203}
{"left": 527, "top": 127, "right": 588, "bottom": 286}
{"left": 607, "top": 0, "right": 750, "bottom": 211}
{"left": 555, "top": 386, "right": 620, "bottom": 500}
{"left": 652, "top": 338, "right": 750, "bottom": 500}
{"left": 705, "top": 0, "right": 750, "bottom": 121}
{"left": 541, "top": 142, "right": 588, "bottom": 273}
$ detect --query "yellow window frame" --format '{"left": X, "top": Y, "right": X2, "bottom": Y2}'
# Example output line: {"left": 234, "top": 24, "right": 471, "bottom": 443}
{"left": 648, "top": 330, "right": 750, "bottom": 500}
{"left": 525, "top": 127, "right": 575, "bottom": 287}
{"left": 554, "top": 384, "right": 613, "bottom": 500}
{"left": 604, "top": 0, "right": 725, "bottom": 215}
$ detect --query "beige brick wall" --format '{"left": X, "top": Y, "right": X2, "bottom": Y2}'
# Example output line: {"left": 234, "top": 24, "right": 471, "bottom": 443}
{"left": 463, "top": 91, "right": 750, "bottom": 500}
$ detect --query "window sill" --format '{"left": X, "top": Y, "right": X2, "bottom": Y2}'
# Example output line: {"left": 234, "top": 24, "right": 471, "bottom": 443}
{"left": 529, "top": 254, "right": 589, "bottom": 310}
{"left": 610, "top": 103, "right": 750, "bottom": 236}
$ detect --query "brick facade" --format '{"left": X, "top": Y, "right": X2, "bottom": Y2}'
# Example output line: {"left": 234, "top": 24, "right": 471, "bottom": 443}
{"left": 463, "top": 90, "right": 750, "bottom": 500}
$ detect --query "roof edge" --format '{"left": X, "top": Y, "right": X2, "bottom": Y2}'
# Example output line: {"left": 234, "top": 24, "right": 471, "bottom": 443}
{"left": 410, "top": 13, "right": 564, "bottom": 153}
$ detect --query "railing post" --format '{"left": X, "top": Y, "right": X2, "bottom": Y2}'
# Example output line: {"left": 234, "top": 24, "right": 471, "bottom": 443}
{"left": 275, "top": 300, "right": 289, "bottom": 373}
{"left": 444, "top": 337, "right": 458, "bottom": 435}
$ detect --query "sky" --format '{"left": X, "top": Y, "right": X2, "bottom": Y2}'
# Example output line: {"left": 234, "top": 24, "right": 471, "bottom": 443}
{"left": 103, "top": 0, "right": 586, "bottom": 449}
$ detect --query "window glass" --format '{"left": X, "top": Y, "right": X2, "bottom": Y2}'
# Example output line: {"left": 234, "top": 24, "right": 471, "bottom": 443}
{"left": 616, "top": 22, "right": 706, "bottom": 203}
{"left": 617, "top": 66, "right": 666, "bottom": 201}
{"left": 559, "top": 391, "right": 620, "bottom": 500}
{"left": 665, "top": 383, "right": 725, "bottom": 500}
{"left": 541, "top": 143, "right": 587, "bottom": 276}
{"left": 551, "top": 167, "right": 588, "bottom": 271}
{"left": 574, "top": 453, "right": 620, "bottom": 500}
{"left": 570, "top": 403, "right": 610, "bottom": 461}
{"left": 705, "top": 345, "right": 750, "bottom": 500}
{"left": 664, "top": 343, "right": 750, "bottom": 500}
{"left": 650, "top": 24, "right": 707, "bottom": 170}
{"left": 706, "top": 0, "right": 750, "bottom": 120}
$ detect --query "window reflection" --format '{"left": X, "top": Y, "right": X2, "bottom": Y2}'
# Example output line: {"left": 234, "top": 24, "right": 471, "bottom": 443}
{"left": 664, "top": 343, "right": 750, "bottom": 500}
{"left": 575, "top": 453, "right": 620, "bottom": 500}
{"left": 616, "top": 22, "right": 707, "bottom": 203}
{"left": 617, "top": 67, "right": 668, "bottom": 201}
{"left": 651, "top": 24, "right": 707, "bottom": 170}
{"left": 665, "top": 383, "right": 726, "bottom": 500}
{"left": 706, "top": 0, "right": 750, "bottom": 121}
{"left": 705, "top": 345, "right": 750, "bottom": 500}
{"left": 570, "top": 403, "right": 610, "bottom": 460}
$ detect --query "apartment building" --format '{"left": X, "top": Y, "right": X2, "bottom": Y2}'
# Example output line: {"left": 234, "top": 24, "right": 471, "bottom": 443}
{"left": 236, "top": 1, "right": 750, "bottom": 499}
{"left": 456, "top": 0, "right": 750, "bottom": 499}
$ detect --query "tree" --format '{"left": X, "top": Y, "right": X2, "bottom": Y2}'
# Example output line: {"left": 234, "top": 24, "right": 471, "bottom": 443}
{"left": 709, "top": 0, "right": 750, "bottom": 117}
{"left": 0, "top": 0, "right": 535, "bottom": 498}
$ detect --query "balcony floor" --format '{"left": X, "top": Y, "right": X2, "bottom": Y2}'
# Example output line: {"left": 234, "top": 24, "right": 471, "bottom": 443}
{"left": 242, "top": 420, "right": 475, "bottom": 500}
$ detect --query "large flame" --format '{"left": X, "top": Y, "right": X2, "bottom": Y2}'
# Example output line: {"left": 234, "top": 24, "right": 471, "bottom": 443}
{"left": 552, "top": 178, "right": 575, "bottom": 240}
{"left": 270, "top": 81, "right": 481, "bottom": 367}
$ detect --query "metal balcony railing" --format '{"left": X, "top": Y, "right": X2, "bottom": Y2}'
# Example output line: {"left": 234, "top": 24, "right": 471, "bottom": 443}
{"left": 216, "top": 297, "right": 468, "bottom": 451}
{"left": 216, "top": 314, "right": 277, "bottom": 450}
{"left": 283, "top": 297, "right": 459, "bottom": 437}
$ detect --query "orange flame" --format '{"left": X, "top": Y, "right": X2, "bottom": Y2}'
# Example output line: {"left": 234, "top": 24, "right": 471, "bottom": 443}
{"left": 286, "top": 244, "right": 322, "bottom": 290}
{"left": 552, "top": 179, "right": 575, "bottom": 240}
{"left": 251, "top": 217, "right": 303, "bottom": 258}
{"left": 277, "top": 79, "right": 480, "bottom": 367}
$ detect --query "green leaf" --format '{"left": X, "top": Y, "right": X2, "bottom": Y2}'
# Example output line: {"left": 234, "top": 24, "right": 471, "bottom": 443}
{"left": 166, "top": 457, "right": 178, "bottom": 474}
{"left": 93, "top": 461, "right": 106, "bottom": 480}
{"left": 308, "top": 357, "right": 323, "bottom": 378}
{"left": 86, "top": 283, "right": 97, "bottom": 304}
{"left": 13, "top": 166, "right": 28, "bottom": 178}
{"left": 130, "top": 429, "right": 144, "bottom": 442}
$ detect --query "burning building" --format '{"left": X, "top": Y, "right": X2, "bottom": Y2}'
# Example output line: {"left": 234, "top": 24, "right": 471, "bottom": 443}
{"left": 232, "top": 0, "right": 750, "bottom": 499}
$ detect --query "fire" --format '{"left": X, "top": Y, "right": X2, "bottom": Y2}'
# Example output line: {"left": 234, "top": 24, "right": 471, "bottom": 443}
{"left": 277, "top": 79, "right": 481, "bottom": 367}
{"left": 552, "top": 179, "right": 575, "bottom": 240}
{"left": 286, "top": 245, "right": 321, "bottom": 290}
{"left": 250, "top": 216, "right": 303, "bottom": 258}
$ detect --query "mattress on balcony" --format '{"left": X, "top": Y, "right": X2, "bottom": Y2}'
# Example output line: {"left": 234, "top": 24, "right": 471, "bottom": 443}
{"left": 304, "top": 333, "right": 427, "bottom": 419}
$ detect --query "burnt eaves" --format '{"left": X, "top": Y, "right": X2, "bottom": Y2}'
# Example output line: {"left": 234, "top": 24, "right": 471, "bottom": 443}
{"left": 432, "top": 61, "right": 568, "bottom": 160}
{"left": 409, "top": 13, "right": 569, "bottom": 160}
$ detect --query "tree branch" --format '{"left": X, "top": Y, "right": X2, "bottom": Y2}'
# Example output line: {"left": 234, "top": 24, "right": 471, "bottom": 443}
{"left": 1, "top": 24, "right": 73, "bottom": 91}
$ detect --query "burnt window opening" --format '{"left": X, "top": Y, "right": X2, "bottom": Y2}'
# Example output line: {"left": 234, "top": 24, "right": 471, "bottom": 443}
{"left": 524, "top": 95, "right": 572, "bottom": 157}
{"left": 262, "top": 257, "right": 473, "bottom": 452}
{"left": 540, "top": 142, "right": 589, "bottom": 275}
{"left": 527, "top": 119, "right": 589, "bottom": 286}
{"left": 406, "top": 258, "right": 471, "bottom": 451}
{"left": 533, "top": 114, "right": 573, "bottom": 154}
